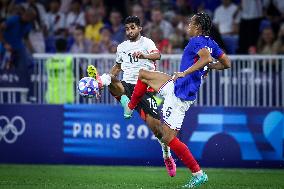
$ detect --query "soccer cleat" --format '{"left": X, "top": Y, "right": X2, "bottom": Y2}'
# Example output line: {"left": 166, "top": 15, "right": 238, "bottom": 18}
{"left": 183, "top": 171, "right": 208, "bottom": 188}
{"left": 87, "top": 65, "right": 103, "bottom": 89}
{"left": 87, "top": 65, "right": 98, "bottom": 78}
{"left": 164, "top": 156, "right": 176, "bottom": 177}
{"left": 120, "top": 95, "right": 128, "bottom": 107}
{"left": 124, "top": 104, "right": 134, "bottom": 119}
{"left": 120, "top": 95, "right": 134, "bottom": 119}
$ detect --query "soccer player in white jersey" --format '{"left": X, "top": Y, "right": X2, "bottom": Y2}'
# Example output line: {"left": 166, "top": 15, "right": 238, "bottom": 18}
{"left": 87, "top": 16, "right": 176, "bottom": 177}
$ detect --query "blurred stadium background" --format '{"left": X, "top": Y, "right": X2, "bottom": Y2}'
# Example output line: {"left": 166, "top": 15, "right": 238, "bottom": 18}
{"left": 0, "top": 0, "right": 283, "bottom": 188}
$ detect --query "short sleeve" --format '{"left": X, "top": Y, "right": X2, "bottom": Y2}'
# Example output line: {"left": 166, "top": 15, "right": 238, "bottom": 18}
{"left": 211, "top": 40, "right": 224, "bottom": 59}
{"left": 146, "top": 38, "right": 159, "bottom": 53}
{"left": 191, "top": 38, "right": 207, "bottom": 55}
{"left": 115, "top": 46, "right": 123, "bottom": 64}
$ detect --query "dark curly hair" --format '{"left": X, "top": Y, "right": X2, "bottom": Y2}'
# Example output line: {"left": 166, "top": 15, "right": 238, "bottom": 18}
{"left": 194, "top": 12, "right": 212, "bottom": 35}
{"left": 124, "top": 16, "right": 141, "bottom": 26}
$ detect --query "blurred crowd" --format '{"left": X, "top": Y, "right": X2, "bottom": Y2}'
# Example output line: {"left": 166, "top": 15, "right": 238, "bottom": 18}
{"left": 0, "top": 0, "right": 284, "bottom": 71}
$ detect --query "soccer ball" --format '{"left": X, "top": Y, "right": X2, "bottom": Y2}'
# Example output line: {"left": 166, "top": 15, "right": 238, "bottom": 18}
{"left": 77, "top": 77, "right": 100, "bottom": 98}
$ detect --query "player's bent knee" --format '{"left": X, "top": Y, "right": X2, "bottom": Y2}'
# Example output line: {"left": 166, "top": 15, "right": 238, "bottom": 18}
{"left": 138, "top": 69, "right": 148, "bottom": 79}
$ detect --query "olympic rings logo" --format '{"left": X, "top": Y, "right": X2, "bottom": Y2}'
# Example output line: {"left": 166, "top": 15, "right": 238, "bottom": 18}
{"left": 0, "top": 116, "right": 25, "bottom": 144}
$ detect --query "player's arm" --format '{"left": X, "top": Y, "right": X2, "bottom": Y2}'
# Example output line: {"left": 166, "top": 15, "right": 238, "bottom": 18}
{"left": 184, "top": 48, "right": 213, "bottom": 75}
{"left": 133, "top": 51, "right": 161, "bottom": 61}
{"left": 208, "top": 53, "right": 231, "bottom": 70}
{"left": 144, "top": 52, "right": 161, "bottom": 60}
{"left": 133, "top": 38, "right": 161, "bottom": 61}
{"left": 113, "top": 45, "right": 123, "bottom": 77}
{"left": 173, "top": 48, "right": 213, "bottom": 80}
{"left": 110, "top": 63, "right": 122, "bottom": 77}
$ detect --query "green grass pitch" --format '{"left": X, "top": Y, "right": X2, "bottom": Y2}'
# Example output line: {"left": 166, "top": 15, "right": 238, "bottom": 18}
{"left": 0, "top": 164, "right": 283, "bottom": 189}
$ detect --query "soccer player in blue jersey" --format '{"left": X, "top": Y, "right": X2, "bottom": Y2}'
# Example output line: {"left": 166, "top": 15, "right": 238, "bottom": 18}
{"left": 122, "top": 12, "right": 231, "bottom": 188}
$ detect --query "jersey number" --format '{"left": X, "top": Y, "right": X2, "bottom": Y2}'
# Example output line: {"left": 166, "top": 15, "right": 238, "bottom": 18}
{"left": 128, "top": 53, "right": 139, "bottom": 63}
{"left": 147, "top": 98, "right": 157, "bottom": 110}
{"left": 205, "top": 46, "right": 213, "bottom": 54}
{"left": 164, "top": 107, "right": 173, "bottom": 119}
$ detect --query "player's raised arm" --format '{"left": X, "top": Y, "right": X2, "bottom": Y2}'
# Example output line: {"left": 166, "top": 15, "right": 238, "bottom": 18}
{"left": 133, "top": 51, "right": 161, "bottom": 61}
{"left": 208, "top": 53, "right": 231, "bottom": 70}
{"left": 186, "top": 48, "right": 213, "bottom": 74}
{"left": 133, "top": 38, "right": 161, "bottom": 61}
{"left": 173, "top": 48, "right": 213, "bottom": 80}
{"left": 147, "top": 51, "right": 161, "bottom": 60}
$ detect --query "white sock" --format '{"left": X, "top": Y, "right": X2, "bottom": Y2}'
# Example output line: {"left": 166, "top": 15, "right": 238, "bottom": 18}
{"left": 100, "top": 73, "right": 111, "bottom": 86}
{"left": 192, "top": 170, "right": 203, "bottom": 177}
{"left": 158, "top": 139, "right": 171, "bottom": 159}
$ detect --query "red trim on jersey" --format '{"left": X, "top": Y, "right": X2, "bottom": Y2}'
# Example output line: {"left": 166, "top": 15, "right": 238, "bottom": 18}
{"left": 145, "top": 50, "right": 159, "bottom": 70}
{"left": 218, "top": 52, "right": 225, "bottom": 59}
{"left": 150, "top": 50, "right": 159, "bottom": 71}
{"left": 193, "top": 55, "right": 199, "bottom": 64}
{"left": 150, "top": 49, "right": 160, "bottom": 53}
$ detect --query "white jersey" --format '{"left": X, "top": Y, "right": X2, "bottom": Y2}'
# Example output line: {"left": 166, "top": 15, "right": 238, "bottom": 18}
{"left": 116, "top": 36, "right": 159, "bottom": 84}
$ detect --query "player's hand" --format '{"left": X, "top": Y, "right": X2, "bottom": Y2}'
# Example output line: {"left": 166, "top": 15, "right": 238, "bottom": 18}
{"left": 201, "top": 65, "right": 210, "bottom": 79}
{"left": 172, "top": 72, "right": 186, "bottom": 81}
{"left": 207, "top": 61, "right": 219, "bottom": 70}
{"left": 133, "top": 51, "right": 146, "bottom": 59}
{"left": 207, "top": 62, "right": 214, "bottom": 69}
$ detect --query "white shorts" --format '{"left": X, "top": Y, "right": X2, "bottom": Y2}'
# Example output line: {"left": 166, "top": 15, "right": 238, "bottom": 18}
{"left": 158, "top": 80, "right": 194, "bottom": 130}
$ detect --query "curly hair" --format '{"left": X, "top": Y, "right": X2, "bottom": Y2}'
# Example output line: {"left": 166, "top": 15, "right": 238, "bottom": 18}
{"left": 124, "top": 16, "right": 140, "bottom": 26}
{"left": 194, "top": 12, "right": 212, "bottom": 35}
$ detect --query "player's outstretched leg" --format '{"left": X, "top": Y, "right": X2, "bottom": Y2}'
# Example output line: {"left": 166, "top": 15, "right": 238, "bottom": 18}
{"left": 121, "top": 95, "right": 177, "bottom": 177}
{"left": 123, "top": 69, "right": 171, "bottom": 118}
{"left": 87, "top": 65, "right": 176, "bottom": 177}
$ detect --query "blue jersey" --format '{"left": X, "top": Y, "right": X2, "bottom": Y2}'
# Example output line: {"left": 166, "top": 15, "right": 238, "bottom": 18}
{"left": 174, "top": 36, "right": 223, "bottom": 101}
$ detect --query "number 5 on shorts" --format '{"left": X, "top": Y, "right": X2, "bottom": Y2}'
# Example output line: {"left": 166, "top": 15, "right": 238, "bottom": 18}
{"left": 165, "top": 107, "right": 172, "bottom": 118}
